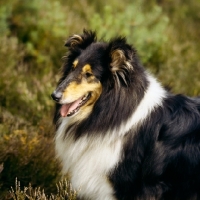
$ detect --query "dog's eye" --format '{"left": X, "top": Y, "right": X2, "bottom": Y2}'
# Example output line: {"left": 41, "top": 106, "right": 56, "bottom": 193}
{"left": 85, "top": 72, "right": 92, "bottom": 78}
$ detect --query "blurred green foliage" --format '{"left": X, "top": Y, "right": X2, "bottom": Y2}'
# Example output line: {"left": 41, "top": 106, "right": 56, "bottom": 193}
{"left": 0, "top": 0, "right": 200, "bottom": 199}
{"left": 89, "top": 2, "right": 169, "bottom": 64}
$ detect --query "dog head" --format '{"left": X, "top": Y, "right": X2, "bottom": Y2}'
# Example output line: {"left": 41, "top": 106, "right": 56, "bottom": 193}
{"left": 51, "top": 30, "right": 138, "bottom": 119}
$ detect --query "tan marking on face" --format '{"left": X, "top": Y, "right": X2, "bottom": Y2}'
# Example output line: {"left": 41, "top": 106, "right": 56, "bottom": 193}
{"left": 78, "top": 83, "right": 102, "bottom": 120}
{"left": 82, "top": 64, "right": 92, "bottom": 73}
{"left": 62, "top": 80, "right": 102, "bottom": 103}
{"left": 73, "top": 60, "right": 79, "bottom": 68}
{"left": 62, "top": 79, "right": 102, "bottom": 119}
{"left": 62, "top": 82, "right": 80, "bottom": 101}
{"left": 87, "top": 76, "right": 96, "bottom": 82}
{"left": 62, "top": 62, "right": 101, "bottom": 119}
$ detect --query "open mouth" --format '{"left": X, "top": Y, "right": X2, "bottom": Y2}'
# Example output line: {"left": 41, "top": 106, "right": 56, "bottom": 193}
{"left": 60, "top": 93, "right": 91, "bottom": 117}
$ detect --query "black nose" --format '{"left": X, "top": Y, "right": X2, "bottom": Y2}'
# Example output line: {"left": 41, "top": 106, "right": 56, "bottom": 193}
{"left": 51, "top": 91, "right": 62, "bottom": 102}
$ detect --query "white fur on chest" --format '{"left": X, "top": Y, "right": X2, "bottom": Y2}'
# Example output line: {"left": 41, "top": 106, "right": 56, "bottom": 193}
{"left": 55, "top": 119, "right": 121, "bottom": 200}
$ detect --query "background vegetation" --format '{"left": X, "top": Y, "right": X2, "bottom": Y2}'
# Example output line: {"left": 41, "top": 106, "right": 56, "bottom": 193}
{"left": 0, "top": 0, "right": 200, "bottom": 199}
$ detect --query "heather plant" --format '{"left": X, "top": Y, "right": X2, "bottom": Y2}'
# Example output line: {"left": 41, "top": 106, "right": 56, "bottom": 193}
{"left": 9, "top": 178, "right": 77, "bottom": 200}
{"left": 0, "top": 109, "right": 60, "bottom": 199}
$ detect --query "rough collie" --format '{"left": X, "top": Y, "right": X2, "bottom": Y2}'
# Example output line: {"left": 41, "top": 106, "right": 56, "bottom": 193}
{"left": 51, "top": 30, "right": 200, "bottom": 200}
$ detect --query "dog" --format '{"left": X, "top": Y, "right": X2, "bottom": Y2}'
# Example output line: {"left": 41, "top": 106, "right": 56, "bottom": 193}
{"left": 51, "top": 30, "right": 200, "bottom": 200}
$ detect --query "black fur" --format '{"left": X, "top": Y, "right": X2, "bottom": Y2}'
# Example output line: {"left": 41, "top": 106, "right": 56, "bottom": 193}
{"left": 110, "top": 95, "right": 200, "bottom": 199}
{"left": 52, "top": 30, "right": 200, "bottom": 200}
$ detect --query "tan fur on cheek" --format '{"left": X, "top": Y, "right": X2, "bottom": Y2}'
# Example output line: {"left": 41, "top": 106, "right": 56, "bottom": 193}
{"left": 78, "top": 82, "right": 102, "bottom": 120}
{"left": 87, "top": 83, "right": 102, "bottom": 104}
{"left": 62, "top": 82, "right": 81, "bottom": 102}
{"left": 61, "top": 80, "right": 102, "bottom": 107}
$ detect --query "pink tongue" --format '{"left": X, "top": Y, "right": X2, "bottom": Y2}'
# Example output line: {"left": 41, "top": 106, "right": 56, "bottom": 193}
{"left": 60, "top": 96, "right": 83, "bottom": 117}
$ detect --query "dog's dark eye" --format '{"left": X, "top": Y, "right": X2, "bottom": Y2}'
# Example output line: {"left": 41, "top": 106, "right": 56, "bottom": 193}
{"left": 85, "top": 72, "right": 92, "bottom": 78}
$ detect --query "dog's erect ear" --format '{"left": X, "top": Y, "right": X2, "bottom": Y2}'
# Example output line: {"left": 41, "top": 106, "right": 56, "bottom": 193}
{"left": 65, "top": 29, "right": 97, "bottom": 50}
{"left": 108, "top": 37, "right": 135, "bottom": 86}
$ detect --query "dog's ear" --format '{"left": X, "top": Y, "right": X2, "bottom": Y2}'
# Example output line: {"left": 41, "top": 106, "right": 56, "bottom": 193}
{"left": 108, "top": 37, "right": 135, "bottom": 86}
{"left": 65, "top": 29, "right": 96, "bottom": 50}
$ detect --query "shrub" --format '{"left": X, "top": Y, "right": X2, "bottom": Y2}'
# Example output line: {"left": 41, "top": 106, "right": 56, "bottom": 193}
{"left": 89, "top": 1, "right": 169, "bottom": 64}
{"left": 156, "top": 0, "right": 200, "bottom": 96}
{"left": 0, "top": 109, "right": 60, "bottom": 199}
